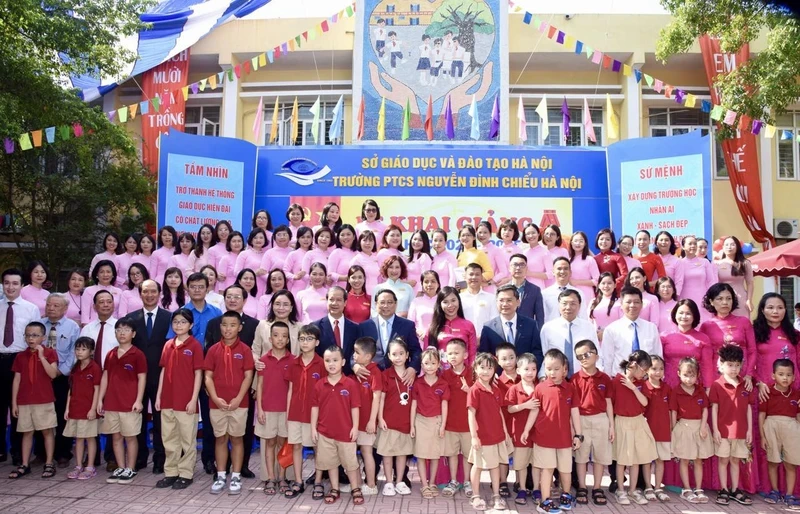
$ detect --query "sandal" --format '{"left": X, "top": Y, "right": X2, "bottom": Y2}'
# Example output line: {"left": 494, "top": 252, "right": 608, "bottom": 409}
{"left": 9, "top": 465, "right": 31, "bottom": 479}
{"left": 442, "top": 480, "right": 459, "bottom": 497}
{"left": 470, "top": 495, "right": 487, "bottom": 511}
{"left": 643, "top": 488, "right": 657, "bottom": 501}
{"left": 324, "top": 488, "right": 340, "bottom": 504}
{"left": 285, "top": 481, "right": 305, "bottom": 498}
{"left": 492, "top": 494, "right": 508, "bottom": 511}
{"left": 422, "top": 486, "right": 436, "bottom": 499}
{"left": 351, "top": 487, "right": 364, "bottom": 506}
{"left": 67, "top": 466, "right": 83, "bottom": 479}
{"left": 77, "top": 467, "right": 96, "bottom": 480}
{"left": 499, "top": 482, "right": 511, "bottom": 497}
{"left": 730, "top": 488, "right": 753, "bottom": 505}
{"left": 764, "top": 489, "right": 781, "bottom": 504}
{"left": 263, "top": 479, "right": 277, "bottom": 496}
{"left": 681, "top": 488, "right": 698, "bottom": 503}
{"left": 41, "top": 463, "right": 56, "bottom": 478}
{"left": 278, "top": 479, "right": 290, "bottom": 495}
{"left": 576, "top": 487, "right": 589, "bottom": 505}
{"left": 715, "top": 488, "right": 730, "bottom": 505}
{"left": 311, "top": 483, "right": 325, "bottom": 500}
{"left": 515, "top": 489, "right": 527, "bottom": 505}
{"left": 786, "top": 494, "right": 800, "bottom": 510}
{"left": 462, "top": 481, "right": 474, "bottom": 498}
{"left": 591, "top": 489, "right": 607, "bottom": 505}
{"left": 692, "top": 488, "right": 706, "bottom": 503}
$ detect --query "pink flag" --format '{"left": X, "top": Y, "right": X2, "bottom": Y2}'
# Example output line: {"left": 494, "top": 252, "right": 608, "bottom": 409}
{"left": 252, "top": 96, "right": 264, "bottom": 141}
{"left": 583, "top": 98, "right": 596, "bottom": 143}
{"left": 517, "top": 97, "right": 527, "bottom": 143}
{"left": 723, "top": 109, "right": 737, "bottom": 125}
{"left": 591, "top": 51, "right": 602, "bottom": 65}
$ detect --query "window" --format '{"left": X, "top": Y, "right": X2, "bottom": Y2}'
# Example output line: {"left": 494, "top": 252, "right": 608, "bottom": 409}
{"left": 261, "top": 100, "right": 344, "bottom": 146}
{"left": 185, "top": 106, "right": 220, "bottom": 136}
{"left": 779, "top": 277, "right": 798, "bottom": 323}
{"left": 523, "top": 105, "right": 603, "bottom": 146}
{"left": 648, "top": 108, "right": 728, "bottom": 179}
{"left": 776, "top": 113, "right": 797, "bottom": 180}
{"left": 386, "top": 5, "right": 395, "bottom": 13}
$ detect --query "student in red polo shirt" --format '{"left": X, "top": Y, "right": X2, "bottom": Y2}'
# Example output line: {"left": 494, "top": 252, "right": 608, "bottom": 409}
{"left": 643, "top": 355, "right": 672, "bottom": 502}
{"left": 378, "top": 338, "right": 414, "bottom": 497}
{"left": 311, "top": 346, "right": 363, "bottom": 506}
{"left": 441, "top": 339, "right": 474, "bottom": 498}
{"left": 520, "top": 349, "right": 581, "bottom": 513}
{"left": 97, "top": 318, "right": 147, "bottom": 485}
{"left": 759, "top": 358, "right": 800, "bottom": 507}
{"left": 504, "top": 353, "right": 539, "bottom": 506}
{"left": 9, "top": 322, "right": 58, "bottom": 480}
{"left": 571, "top": 340, "right": 614, "bottom": 507}
{"left": 411, "top": 347, "right": 450, "bottom": 499}
{"left": 610, "top": 350, "right": 656, "bottom": 506}
{"left": 255, "top": 321, "right": 292, "bottom": 495}
{"left": 495, "top": 342, "right": 519, "bottom": 497}
{"left": 467, "top": 352, "right": 512, "bottom": 512}
{"left": 285, "top": 324, "right": 324, "bottom": 499}
{"left": 155, "top": 309, "right": 204, "bottom": 490}
{"left": 64, "top": 337, "right": 101, "bottom": 480}
{"left": 669, "top": 357, "right": 713, "bottom": 504}
{"left": 204, "top": 311, "right": 255, "bottom": 496}
{"left": 709, "top": 344, "right": 753, "bottom": 506}
{"left": 352, "top": 336, "right": 382, "bottom": 495}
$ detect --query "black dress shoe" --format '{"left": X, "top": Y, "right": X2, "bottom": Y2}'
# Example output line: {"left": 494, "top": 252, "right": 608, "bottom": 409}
{"left": 241, "top": 468, "right": 255, "bottom": 479}
{"left": 172, "top": 477, "right": 193, "bottom": 489}
{"left": 0, "top": 454, "right": 7, "bottom": 463}
{"left": 152, "top": 464, "right": 164, "bottom": 475}
{"left": 608, "top": 480, "right": 618, "bottom": 494}
{"left": 203, "top": 461, "right": 215, "bottom": 475}
{"left": 106, "top": 460, "right": 118, "bottom": 472}
{"left": 156, "top": 476, "right": 178, "bottom": 488}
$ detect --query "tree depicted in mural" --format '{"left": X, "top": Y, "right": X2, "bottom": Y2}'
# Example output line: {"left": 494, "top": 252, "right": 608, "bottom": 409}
{"left": 426, "top": 0, "right": 495, "bottom": 74}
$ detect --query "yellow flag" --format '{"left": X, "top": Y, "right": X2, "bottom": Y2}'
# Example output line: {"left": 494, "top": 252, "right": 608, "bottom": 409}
{"left": 259, "top": 53, "right": 267, "bottom": 67}
{"left": 181, "top": 86, "right": 189, "bottom": 101}
{"left": 377, "top": 97, "right": 386, "bottom": 141}
{"left": 606, "top": 93, "right": 619, "bottom": 140}
{"left": 622, "top": 64, "right": 632, "bottom": 76}
{"left": 129, "top": 103, "right": 138, "bottom": 120}
{"left": 765, "top": 125, "right": 776, "bottom": 138}
{"left": 270, "top": 96, "right": 280, "bottom": 143}
{"left": 290, "top": 97, "right": 299, "bottom": 143}
{"left": 685, "top": 94, "right": 697, "bottom": 108}
{"left": 535, "top": 95, "right": 549, "bottom": 139}
{"left": 209, "top": 74, "right": 217, "bottom": 90}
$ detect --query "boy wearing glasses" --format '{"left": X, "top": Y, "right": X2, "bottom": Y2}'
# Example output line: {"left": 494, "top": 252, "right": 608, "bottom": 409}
{"left": 570, "top": 339, "right": 614, "bottom": 506}
{"left": 97, "top": 318, "right": 147, "bottom": 485}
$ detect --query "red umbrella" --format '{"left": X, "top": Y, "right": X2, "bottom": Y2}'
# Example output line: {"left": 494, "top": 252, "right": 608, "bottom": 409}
{"left": 750, "top": 239, "right": 800, "bottom": 277}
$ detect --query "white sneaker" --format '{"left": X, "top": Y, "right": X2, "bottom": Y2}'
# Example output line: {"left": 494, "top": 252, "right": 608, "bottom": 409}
{"left": 395, "top": 482, "right": 412, "bottom": 495}
{"left": 362, "top": 484, "right": 379, "bottom": 495}
{"left": 211, "top": 477, "right": 226, "bottom": 494}
{"left": 229, "top": 476, "right": 242, "bottom": 495}
{"left": 382, "top": 482, "right": 396, "bottom": 496}
{"left": 106, "top": 468, "right": 124, "bottom": 484}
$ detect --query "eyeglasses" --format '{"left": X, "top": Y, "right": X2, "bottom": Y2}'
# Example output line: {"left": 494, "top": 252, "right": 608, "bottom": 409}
{"left": 298, "top": 336, "right": 317, "bottom": 343}
{"left": 115, "top": 328, "right": 133, "bottom": 333}
{"left": 575, "top": 351, "right": 596, "bottom": 361}
{"left": 172, "top": 319, "right": 190, "bottom": 325}
{"left": 188, "top": 285, "right": 206, "bottom": 291}
{"left": 225, "top": 295, "right": 243, "bottom": 300}
{"left": 364, "top": 208, "right": 377, "bottom": 213}
{"left": 510, "top": 262, "right": 526, "bottom": 268}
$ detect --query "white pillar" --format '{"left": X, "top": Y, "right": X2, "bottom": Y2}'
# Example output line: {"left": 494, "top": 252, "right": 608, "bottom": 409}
{"left": 220, "top": 64, "right": 238, "bottom": 138}
{"left": 623, "top": 72, "right": 641, "bottom": 139}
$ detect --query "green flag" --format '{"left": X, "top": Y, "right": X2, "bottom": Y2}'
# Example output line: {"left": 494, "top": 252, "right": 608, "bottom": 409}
{"left": 402, "top": 99, "right": 411, "bottom": 140}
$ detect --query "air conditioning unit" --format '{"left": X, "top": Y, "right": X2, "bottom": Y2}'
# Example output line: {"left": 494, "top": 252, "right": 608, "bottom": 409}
{"left": 774, "top": 218, "right": 799, "bottom": 239}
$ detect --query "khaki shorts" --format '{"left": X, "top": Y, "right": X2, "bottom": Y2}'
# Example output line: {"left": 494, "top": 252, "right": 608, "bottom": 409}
{"left": 315, "top": 433, "right": 359, "bottom": 471}
{"left": 357, "top": 431, "right": 376, "bottom": 447}
{"left": 533, "top": 445, "right": 572, "bottom": 473}
{"left": 671, "top": 419, "right": 713, "bottom": 460}
{"left": 101, "top": 411, "right": 141, "bottom": 437}
{"left": 715, "top": 438, "right": 750, "bottom": 459}
{"left": 63, "top": 418, "right": 99, "bottom": 439}
{"left": 287, "top": 421, "right": 314, "bottom": 447}
{"left": 413, "top": 415, "right": 444, "bottom": 460}
{"left": 444, "top": 431, "right": 471, "bottom": 457}
{"left": 763, "top": 416, "right": 800, "bottom": 465}
{"left": 209, "top": 408, "right": 247, "bottom": 438}
{"left": 468, "top": 440, "right": 511, "bottom": 470}
{"left": 512, "top": 446, "right": 534, "bottom": 471}
{"left": 613, "top": 415, "right": 657, "bottom": 466}
{"left": 575, "top": 413, "right": 613, "bottom": 466}
{"left": 376, "top": 428, "right": 413, "bottom": 457}
{"left": 255, "top": 411, "right": 287, "bottom": 440}
{"left": 16, "top": 403, "right": 57, "bottom": 432}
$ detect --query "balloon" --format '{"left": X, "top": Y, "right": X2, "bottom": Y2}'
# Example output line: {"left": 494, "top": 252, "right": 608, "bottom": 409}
{"left": 712, "top": 238, "right": 724, "bottom": 252}
{"left": 742, "top": 242, "right": 753, "bottom": 255}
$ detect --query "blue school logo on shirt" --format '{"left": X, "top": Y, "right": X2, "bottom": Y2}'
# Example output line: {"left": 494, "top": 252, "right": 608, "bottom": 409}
{"left": 311, "top": 373, "right": 321, "bottom": 379}
{"left": 597, "top": 384, "right": 606, "bottom": 391}
{"left": 435, "top": 388, "right": 445, "bottom": 396}
{"left": 340, "top": 389, "right": 350, "bottom": 397}
{"left": 697, "top": 398, "right": 705, "bottom": 405}
{"left": 233, "top": 353, "right": 244, "bottom": 360}
{"left": 741, "top": 390, "right": 750, "bottom": 397}
{"left": 183, "top": 349, "right": 193, "bottom": 356}
{"left": 86, "top": 374, "right": 94, "bottom": 380}
{"left": 566, "top": 397, "right": 573, "bottom": 405}
{"left": 362, "top": 381, "right": 371, "bottom": 389}
{"left": 123, "top": 364, "right": 134, "bottom": 371}
{"left": 791, "top": 399, "right": 798, "bottom": 407}
{"left": 662, "top": 395, "right": 669, "bottom": 403}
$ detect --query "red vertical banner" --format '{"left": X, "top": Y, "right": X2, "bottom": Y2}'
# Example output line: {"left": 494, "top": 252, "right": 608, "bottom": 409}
{"left": 698, "top": 35, "right": 775, "bottom": 247}
{"left": 141, "top": 49, "right": 191, "bottom": 176}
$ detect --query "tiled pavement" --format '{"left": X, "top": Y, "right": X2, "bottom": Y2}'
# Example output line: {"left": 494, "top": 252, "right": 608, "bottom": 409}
{"left": 0, "top": 456, "right": 792, "bottom": 514}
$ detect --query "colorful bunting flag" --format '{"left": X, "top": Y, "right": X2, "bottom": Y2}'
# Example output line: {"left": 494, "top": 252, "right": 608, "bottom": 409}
{"left": 19, "top": 133, "right": 32, "bottom": 151}
{"left": 118, "top": 106, "right": 128, "bottom": 123}
{"left": 583, "top": 98, "right": 596, "bottom": 143}
{"left": 523, "top": 12, "right": 532, "bottom": 24}
{"left": 765, "top": 125, "right": 776, "bottom": 138}
{"left": 181, "top": 86, "right": 189, "bottom": 101}
{"left": 751, "top": 120, "right": 763, "bottom": 135}
{"left": 402, "top": 99, "right": 411, "bottom": 141}
{"left": 31, "top": 130, "right": 42, "bottom": 147}
{"left": 129, "top": 103, "right": 139, "bottom": 120}
{"left": 107, "top": 111, "right": 116, "bottom": 122}
{"left": 73, "top": 124, "right": 83, "bottom": 137}
{"left": 253, "top": 96, "right": 264, "bottom": 142}
{"left": 140, "top": 100, "right": 150, "bottom": 114}
{"left": 152, "top": 96, "right": 161, "bottom": 112}
{"left": 489, "top": 93, "right": 500, "bottom": 139}
{"left": 723, "top": 110, "right": 737, "bottom": 125}
{"left": 425, "top": 95, "right": 434, "bottom": 141}
{"left": 259, "top": 53, "right": 267, "bottom": 67}
{"left": 611, "top": 60, "right": 621, "bottom": 73}
{"left": 517, "top": 97, "right": 527, "bottom": 143}
{"left": 622, "top": 64, "right": 631, "bottom": 76}
{"left": 575, "top": 41, "right": 583, "bottom": 55}
{"left": 547, "top": 26, "right": 557, "bottom": 39}
{"left": 634, "top": 69, "right": 642, "bottom": 83}
{"left": 781, "top": 129, "right": 793, "bottom": 140}
{"left": 654, "top": 79, "right": 663, "bottom": 93}
{"left": 59, "top": 126, "right": 70, "bottom": 140}
{"left": 468, "top": 94, "right": 480, "bottom": 141}
{"left": 685, "top": 94, "right": 696, "bottom": 108}
{"left": 321, "top": 20, "right": 329, "bottom": 32}
{"left": 710, "top": 105, "right": 724, "bottom": 121}
{"left": 4, "top": 138, "right": 14, "bottom": 154}
{"left": 267, "top": 50, "right": 274, "bottom": 63}
{"left": 591, "top": 51, "right": 602, "bottom": 65}
{"left": 251, "top": 56, "right": 259, "bottom": 71}
{"left": 644, "top": 74, "right": 654, "bottom": 87}
{"left": 556, "top": 31, "right": 565, "bottom": 44}
{"left": 602, "top": 55, "right": 612, "bottom": 69}
{"left": 445, "top": 96, "right": 455, "bottom": 140}
{"left": 209, "top": 74, "right": 217, "bottom": 90}
{"left": 701, "top": 100, "right": 711, "bottom": 113}
{"left": 44, "top": 127, "right": 55, "bottom": 144}
{"left": 606, "top": 94, "right": 619, "bottom": 139}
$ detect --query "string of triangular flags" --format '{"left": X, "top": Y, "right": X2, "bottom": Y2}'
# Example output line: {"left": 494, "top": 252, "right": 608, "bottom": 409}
{"left": 4, "top": 3, "right": 356, "bottom": 155}
{"left": 508, "top": 1, "right": 782, "bottom": 140}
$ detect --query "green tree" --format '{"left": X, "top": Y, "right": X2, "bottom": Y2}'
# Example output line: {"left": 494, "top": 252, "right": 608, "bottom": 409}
{"left": 656, "top": 0, "right": 799, "bottom": 136}
{"left": 427, "top": 0, "right": 495, "bottom": 73}
{"left": 0, "top": 0, "right": 155, "bottom": 286}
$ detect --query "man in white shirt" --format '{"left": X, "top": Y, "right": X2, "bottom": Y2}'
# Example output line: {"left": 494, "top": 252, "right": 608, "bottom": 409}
{"left": 542, "top": 257, "right": 588, "bottom": 323}
{"left": 79, "top": 290, "right": 119, "bottom": 369}
{"left": 460, "top": 263, "right": 499, "bottom": 334}
{"left": 600, "top": 287, "right": 662, "bottom": 376}
{"left": 0, "top": 268, "right": 41, "bottom": 464}
{"left": 540, "top": 289, "right": 598, "bottom": 379}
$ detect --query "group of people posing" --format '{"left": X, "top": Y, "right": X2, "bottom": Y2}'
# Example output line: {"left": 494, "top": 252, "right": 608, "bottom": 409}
{"left": 1, "top": 198, "right": 798, "bottom": 513}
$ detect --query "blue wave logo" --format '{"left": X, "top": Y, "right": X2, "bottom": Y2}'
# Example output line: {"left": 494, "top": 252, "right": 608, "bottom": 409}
{"left": 277, "top": 158, "right": 332, "bottom": 186}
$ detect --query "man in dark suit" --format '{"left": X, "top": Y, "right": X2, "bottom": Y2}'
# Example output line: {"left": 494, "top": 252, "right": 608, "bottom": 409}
{"left": 311, "top": 286, "right": 359, "bottom": 375}
{"left": 509, "top": 253, "right": 545, "bottom": 326}
{"left": 129, "top": 279, "right": 171, "bottom": 473}
{"left": 203, "top": 284, "right": 259, "bottom": 478}
{"left": 356, "top": 289, "right": 421, "bottom": 377}
{"left": 479, "top": 284, "right": 543, "bottom": 366}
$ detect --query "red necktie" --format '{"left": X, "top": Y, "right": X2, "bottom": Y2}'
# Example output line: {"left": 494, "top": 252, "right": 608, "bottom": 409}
{"left": 334, "top": 319, "right": 342, "bottom": 348}
{"left": 94, "top": 321, "right": 106, "bottom": 366}
{"left": 3, "top": 301, "right": 14, "bottom": 347}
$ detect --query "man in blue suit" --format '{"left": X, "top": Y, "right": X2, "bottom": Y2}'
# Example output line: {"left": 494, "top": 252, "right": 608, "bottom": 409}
{"left": 311, "top": 286, "right": 359, "bottom": 375}
{"left": 479, "top": 284, "right": 543, "bottom": 366}
{"left": 508, "top": 253, "right": 545, "bottom": 326}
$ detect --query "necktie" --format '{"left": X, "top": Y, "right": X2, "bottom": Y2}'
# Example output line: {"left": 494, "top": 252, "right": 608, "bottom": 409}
{"left": 559, "top": 286, "right": 567, "bottom": 291}
{"left": 3, "top": 301, "right": 14, "bottom": 348}
{"left": 48, "top": 322, "right": 58, "bottom": 348}
{"left": 505, "top": 321, "right": 514, "bottom": 343}
{"left": 146, "top": 312, "right": 153, "bottom": 338}
{"left": 334, "top": 319, "right": 342, "bottom": 347}
{"left": 94, "top": 321, "right": 106, "bottom": 366}
{"left": 565, "top": 321, "right": 574, "bottom": 376}
{"left": 631, "top": 321, "right": 640, "bottom": 352}
{"left": 381, "top": 320, "right": 389, "bottom": 350}
{"left": 517, "top": 285, "right": 525, "bottom": 303}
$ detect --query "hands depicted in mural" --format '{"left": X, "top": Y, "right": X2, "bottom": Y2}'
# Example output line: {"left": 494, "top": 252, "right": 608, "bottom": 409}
{"left": 444, "top": 60, "right": 493, "bottom": 113}
{"left": 369, "top": 61, "right": 421, "bottom": 116}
